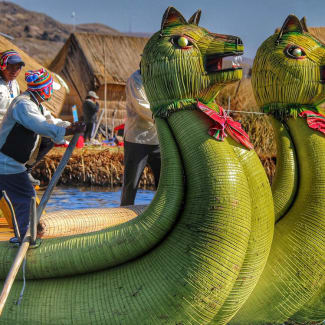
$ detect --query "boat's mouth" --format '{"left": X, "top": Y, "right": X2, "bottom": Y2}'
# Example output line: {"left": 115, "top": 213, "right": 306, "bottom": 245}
{"left": 205, "top": 53, "right": 243, "bottom": 74}
{"left": 321, "top": 65, "right": 325, "bottom": 84}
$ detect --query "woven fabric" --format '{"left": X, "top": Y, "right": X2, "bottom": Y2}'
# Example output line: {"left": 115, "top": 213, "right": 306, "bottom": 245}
{"left": 299, "top": 110, "right": 325, "bottom": 135}
{"left": 197, "top": 101, "right": 254, "bottom": 149}
{"left": 0, "top": 50, "right": 23, "bottom": 71}
{"left": 25, "top": 68, "right": 53, "bottom": 100}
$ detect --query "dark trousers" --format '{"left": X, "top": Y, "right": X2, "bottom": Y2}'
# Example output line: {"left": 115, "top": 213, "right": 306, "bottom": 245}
{"left": 26, "top": 137, "right": 54, "bottom": 172}
{"left": 120, "top": 141, "right": 161, "bottom": 206}
{"left": 0, "top": 172, "right": 35, "bottom": 238}
{"left": 84, "top": 122, "right": 95, "bottom": 141}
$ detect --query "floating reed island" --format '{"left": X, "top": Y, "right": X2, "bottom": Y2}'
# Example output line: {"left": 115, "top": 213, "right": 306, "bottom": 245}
{"left": 32, "top": 146, "right": 156, "bottom": 188}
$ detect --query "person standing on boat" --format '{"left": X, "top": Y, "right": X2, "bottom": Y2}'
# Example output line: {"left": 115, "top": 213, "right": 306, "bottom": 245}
{"left": 0, "top": 50, "right": 67, "bottom": 186}
{"left": 120, "top": 69, "right": 161, "bottom": 206}
{"left": 0, "top": 50, "right": 24, "bottom": 123}
{"left": 0, "top": 68, "right": 85, "bottom": 243}
{"left": 82, "top": 90, "right": 99, "bottom": 143}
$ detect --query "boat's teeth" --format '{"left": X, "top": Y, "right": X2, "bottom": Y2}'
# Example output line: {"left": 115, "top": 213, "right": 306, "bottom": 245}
{"left": 232, "top": 56, "right": 242, "bottom": 68}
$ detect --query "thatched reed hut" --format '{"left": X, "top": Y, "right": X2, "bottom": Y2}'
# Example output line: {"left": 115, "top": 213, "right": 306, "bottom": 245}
{"left": 307, "top": 26, "right": 325, "bottom": 44}
{"left": 0, "top": 34, "right": 68, "bottom": 120}
{"left": 49, "top": 33, "right": 149, "bottom": 131}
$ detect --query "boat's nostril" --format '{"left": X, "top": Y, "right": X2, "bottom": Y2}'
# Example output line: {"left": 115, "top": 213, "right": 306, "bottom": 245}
{"left": 235, "top": 38, "right": 244, "bottom": 53}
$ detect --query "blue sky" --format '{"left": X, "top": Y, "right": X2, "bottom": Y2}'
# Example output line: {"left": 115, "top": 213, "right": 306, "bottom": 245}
{"left": 10, "top": 0, "right": 325, "bottom": 58}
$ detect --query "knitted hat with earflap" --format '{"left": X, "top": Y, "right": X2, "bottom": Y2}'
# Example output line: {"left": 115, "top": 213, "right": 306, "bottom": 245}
{"left": 0, "top": 50, "right": 25, "bottom": 71}
{"left": 25, "top": 68, "right": 60, "bottom": 101}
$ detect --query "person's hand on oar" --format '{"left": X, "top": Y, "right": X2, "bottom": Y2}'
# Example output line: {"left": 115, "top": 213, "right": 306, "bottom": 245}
{"left": 65, "top": 121, "right": 86, "bottom": 136}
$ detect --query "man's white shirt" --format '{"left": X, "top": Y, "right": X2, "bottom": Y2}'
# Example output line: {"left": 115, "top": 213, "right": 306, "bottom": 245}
{"left": 0, "top": 77, "right": 20, "bottom": 123}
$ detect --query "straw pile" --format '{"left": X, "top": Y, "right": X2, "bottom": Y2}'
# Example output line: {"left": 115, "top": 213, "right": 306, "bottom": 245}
{"left": 32, "top": 147, "right": 155, "bottom": 188}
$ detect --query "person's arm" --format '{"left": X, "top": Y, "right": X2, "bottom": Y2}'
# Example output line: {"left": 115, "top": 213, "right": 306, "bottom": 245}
{"left": 126, "top": 75, "right": 153, "bottom": 122}
{"left": 83, "top": 100, "right": 99, "bottom": 116}
{"left": 43, "top": 105, "right": 71, "bottom": 127}
{"left": 94, "top": 101, "right": 99, "bottom": 113}
{"left": 0, "top": 84, "right": 10, "bottom": 118}
{"left": 89, "top": 101, "right": 99, "bottom": 114}
{"left": 12, "top": 99, "right": 66, "bottom": 143}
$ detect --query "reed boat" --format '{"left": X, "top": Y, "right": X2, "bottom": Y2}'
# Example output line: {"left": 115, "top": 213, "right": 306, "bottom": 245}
{"left": 0, "top": 8, "right": 324, "bottom": 325}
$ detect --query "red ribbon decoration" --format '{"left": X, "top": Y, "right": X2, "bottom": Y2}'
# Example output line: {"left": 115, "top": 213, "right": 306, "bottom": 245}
{"left": 299, "top": 110, "right": 325, "bottom": 135}
{"left": 197, "top": 101, "right": 254, "bottom": 150}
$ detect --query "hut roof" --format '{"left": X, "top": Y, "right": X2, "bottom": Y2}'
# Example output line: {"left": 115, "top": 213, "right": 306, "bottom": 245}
{"left": 0, "top": 34, "right": 67, "bottom": 117}
{"left": 49, "top": 32, "right": 149, "bottom": 90}
{"left": 309, "top": 26, "right": 325, "bottom": 44}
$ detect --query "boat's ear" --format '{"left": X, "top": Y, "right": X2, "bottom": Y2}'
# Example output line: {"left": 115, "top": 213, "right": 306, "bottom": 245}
{"left": 300, "top": 17, "right": 309, "bottom": 33}
{"left": 276, "top": 14, "right": 305, "bottom": 43}
{"left": 188, "top": 9, "right": 201, "bottom": 25}
{"left": 161, "top": 7, "right": 187, "bottom": 32}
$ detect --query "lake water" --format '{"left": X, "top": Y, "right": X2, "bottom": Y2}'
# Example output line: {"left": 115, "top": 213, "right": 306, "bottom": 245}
{"left": 42, "top": 186, "right": 155, "bottom": 212}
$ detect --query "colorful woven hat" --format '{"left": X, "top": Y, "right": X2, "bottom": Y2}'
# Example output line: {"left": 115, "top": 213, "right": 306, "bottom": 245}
{"left": 0, "top": 50, "right": 25, "bottom": 71}
{"left": 25, "top": 68, "right": 60, "bottom": 101}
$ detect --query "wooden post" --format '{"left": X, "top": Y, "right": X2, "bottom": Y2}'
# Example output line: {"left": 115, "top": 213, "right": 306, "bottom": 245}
{"left": 103, "top": 39, "right": 108, "bottom": 141}
{"left": 37, "top": 133, "right": 80, "bottom": 218}
{"left": 234, "top": 79, "right": 242, "bottom": 99}
{"left": 111, "top": 108, "right": 116, "bottom": 140}
{"left": 0, "top": 133, "right": 80, "bottom": 315}
{"left": 91, "top": 108, "right": 105, "bottom": 141}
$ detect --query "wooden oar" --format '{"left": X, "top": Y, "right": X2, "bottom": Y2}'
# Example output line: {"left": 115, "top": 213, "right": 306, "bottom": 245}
{"left": 37, "top": 133, "right": 80, "bottom": 218}
{"left": 0, "top": 133, "right": 80, "bottom": 316}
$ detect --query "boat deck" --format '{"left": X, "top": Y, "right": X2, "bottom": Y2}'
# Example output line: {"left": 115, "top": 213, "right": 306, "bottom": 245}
{"left": 0, "top": 216, "right": 14, "bottom": 242}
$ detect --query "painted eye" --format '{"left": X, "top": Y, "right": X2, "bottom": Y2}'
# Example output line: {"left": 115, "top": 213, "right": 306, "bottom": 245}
{"left": 285, "top": 45, "right": 306, "bottom": 59}
{"left": 292, "top": 48, "right": 302, "bottom": 56}
{"left": 171, "top": 36, "right": 193, "bottom": 49}
{"left": 178, "top": 37, "right": 189, "bottom": 47}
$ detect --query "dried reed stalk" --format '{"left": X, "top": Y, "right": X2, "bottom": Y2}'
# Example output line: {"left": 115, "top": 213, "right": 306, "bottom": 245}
{"left": 32, "top": 147, "right": 156, "bottom": 188}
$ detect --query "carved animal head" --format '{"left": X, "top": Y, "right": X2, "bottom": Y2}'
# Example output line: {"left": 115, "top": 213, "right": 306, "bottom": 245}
{"left": 141, "top": 7, "right": 244, "bottom": 116}
{"left": 252, "top": 15, "right": 325, "bottom": 112}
